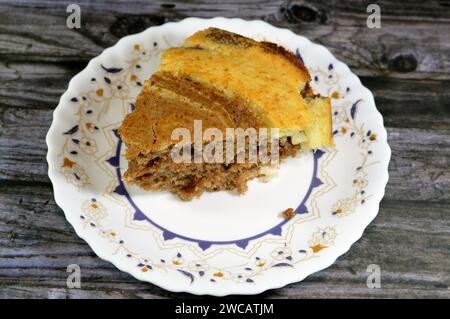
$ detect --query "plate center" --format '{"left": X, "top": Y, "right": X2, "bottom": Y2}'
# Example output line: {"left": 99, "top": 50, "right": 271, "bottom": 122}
{"left": 122, "top": 152, "right": 314, "bottom": 242}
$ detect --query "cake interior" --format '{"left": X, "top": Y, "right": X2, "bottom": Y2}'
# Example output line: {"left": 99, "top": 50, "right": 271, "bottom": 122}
{"left": 123, "top": 137, "right": 300, "bottom": 200}
{"left": 119, "top": 71, "right": 328, "bottom": 200}
{"left": 118, "top": 28, "right": 333, "bottom": 200}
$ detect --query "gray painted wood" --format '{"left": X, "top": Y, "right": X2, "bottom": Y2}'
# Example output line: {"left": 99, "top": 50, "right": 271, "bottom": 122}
{"left": 0, "top": 0, "right": 449, "bottom": 298}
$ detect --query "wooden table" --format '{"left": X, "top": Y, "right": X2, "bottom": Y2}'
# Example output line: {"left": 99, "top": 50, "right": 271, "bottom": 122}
{"left": 0, "top": 0, "right": 449, "bottom": 299}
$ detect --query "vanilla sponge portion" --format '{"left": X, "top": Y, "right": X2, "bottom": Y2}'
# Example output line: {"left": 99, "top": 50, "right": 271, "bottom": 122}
{"left": 159, "top": 27, "right": 333, "bottom": 149}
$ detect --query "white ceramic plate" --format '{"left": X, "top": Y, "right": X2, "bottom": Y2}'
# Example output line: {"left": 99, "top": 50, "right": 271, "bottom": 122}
{"left": 46, "top": 17, "right": 390, "bottom": 296}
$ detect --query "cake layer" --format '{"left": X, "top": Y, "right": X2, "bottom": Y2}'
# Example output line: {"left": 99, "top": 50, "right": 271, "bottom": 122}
{"left": 160, "top": 27, "right": 332, "bottom": 149}
{"left": 160, "top": 41, "right": 312, "bottom": 131}
{"left": 124, "top": 138, "right": 300, "bottom": 200}
{"left": 118, "top": 27, "right": 333, "bottom": 200}
{"left": 119, "top": 71, "right": 271, "bottom": 159}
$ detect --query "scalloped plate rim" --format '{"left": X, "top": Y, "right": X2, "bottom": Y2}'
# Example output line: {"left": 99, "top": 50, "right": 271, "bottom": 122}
{"left": 46, "top": 17, "right": 391, "bottom": 296}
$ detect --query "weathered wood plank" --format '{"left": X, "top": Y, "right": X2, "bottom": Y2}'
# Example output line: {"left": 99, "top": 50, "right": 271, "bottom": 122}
{"left": 1, "top": 62, "right": 449, "bottom": 130}
{"left": 0, "top": 107, "right": 51, "bottom": 183}
{"left": 0, "top": 0, "right": 449, "bottom": 299}
{"left": 0, "top": 62, "right": 80, "bottom": 109}
{"left": 1, "top": 104, "right": 449, "bottom": 201}
{"left": 0, "top": 183, "right": 448, "bottom": 298}
{"left": 360, "top": 76, "right": 450, "bottom": 130}
{"left": 0, "top": 1, "right": 449, "bottom": 80}
{"left": 386, "top": 128, "right": 450, "bottom": 201}
{"left": 0, "top": 287, "right": 141, "bottom": 299}
{"left": 0, "top": 284, "right": 449, "bottom": 299}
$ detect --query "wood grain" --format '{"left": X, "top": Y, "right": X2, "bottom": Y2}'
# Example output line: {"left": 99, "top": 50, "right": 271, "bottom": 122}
{"left": 2, "top": 104, "right": 449, "bottom": 202}
{"left": 0, "top": 183, "right": 449, "bottom": 298}
{"left": 0, "top": 0, "right": 449, "bottom": 298}
{"left": 1, "top": 63, "right": 449, "bottom": 128}
{"left": 0, "top": 0, "right": 449, "bottom": 79}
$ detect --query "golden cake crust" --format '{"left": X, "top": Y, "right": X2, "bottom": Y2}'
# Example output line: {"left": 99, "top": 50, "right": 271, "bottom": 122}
{"left": 184, "top": 28, "right": 311, "bottom": 81}
{"left": 120, "top": 27, "right": 333, "bottom": 157}
{"left": 161, "top": 34, "right": 313, "bottom": 132}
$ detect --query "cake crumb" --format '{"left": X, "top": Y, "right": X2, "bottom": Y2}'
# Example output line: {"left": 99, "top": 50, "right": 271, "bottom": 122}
{"left": 281, "top": 208, "right": 295, "bottom": 219}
